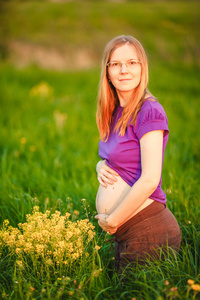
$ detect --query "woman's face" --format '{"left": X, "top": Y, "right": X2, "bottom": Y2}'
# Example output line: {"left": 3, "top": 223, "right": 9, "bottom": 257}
{"left": 107, "top": 43, "right": 142, "bottom": 106}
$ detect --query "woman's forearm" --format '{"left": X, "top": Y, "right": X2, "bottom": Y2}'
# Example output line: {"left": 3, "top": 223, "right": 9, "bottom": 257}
{"left": 107, "top": 174, "right": 159, "bottom": 228}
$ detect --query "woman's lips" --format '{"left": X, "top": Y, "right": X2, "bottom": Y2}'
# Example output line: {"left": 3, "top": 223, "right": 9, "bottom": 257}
{"left": 119, "top": 78, "right": 132, "bottom": 81}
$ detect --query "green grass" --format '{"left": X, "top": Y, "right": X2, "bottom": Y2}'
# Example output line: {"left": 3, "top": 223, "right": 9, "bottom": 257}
{"left": 0, "top": 66, "right": 100, "bottom": 225}
{"left": 0, "top": 1, "right": 200, "bottom": 299}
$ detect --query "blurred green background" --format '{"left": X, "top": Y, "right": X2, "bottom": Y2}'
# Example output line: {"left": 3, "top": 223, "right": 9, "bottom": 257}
{"left": 0, "top": 0, "right": 200, "bottom": 69}
{"left": 0, "top": 0, "right": 199, "bottom": 224}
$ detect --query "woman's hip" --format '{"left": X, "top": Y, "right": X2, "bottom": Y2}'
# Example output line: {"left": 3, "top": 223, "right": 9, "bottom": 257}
{"left": 113, "top": 201, "right": 181, "bottom": 269}
{"left": 114, "top": 201, "right": 181, "bottom": 244}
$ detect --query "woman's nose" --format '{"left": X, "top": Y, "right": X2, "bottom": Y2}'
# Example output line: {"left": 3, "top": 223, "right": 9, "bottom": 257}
{"left": 120, "top": 63, "right": 129, "bottom": 73}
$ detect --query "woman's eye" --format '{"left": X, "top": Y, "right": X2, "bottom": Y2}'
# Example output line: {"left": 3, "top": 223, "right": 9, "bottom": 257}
{"left": 112, "top": 62, "right": 119, "bottom": 67}
{"left": 129, "top": 61, "right": 136, "bottom": 65}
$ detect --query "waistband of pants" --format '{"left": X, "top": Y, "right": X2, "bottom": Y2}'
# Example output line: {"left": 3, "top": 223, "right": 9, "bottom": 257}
{"left": 114, "top": 200, "right": 166, "bottom": 239}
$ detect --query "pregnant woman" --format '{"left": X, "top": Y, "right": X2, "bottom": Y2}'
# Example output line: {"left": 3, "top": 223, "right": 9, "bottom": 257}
{"left": 95, "top": 35, "right": 181, "bottom": 272}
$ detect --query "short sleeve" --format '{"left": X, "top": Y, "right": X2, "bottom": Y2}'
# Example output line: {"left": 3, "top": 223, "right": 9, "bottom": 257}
{"left": 134, "top": 101, "right": 169, "bottom": 140}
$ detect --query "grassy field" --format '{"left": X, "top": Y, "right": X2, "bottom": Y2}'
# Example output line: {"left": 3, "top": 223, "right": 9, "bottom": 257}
{"left": 0, "top": 1, "right": 200, "bottom": 299}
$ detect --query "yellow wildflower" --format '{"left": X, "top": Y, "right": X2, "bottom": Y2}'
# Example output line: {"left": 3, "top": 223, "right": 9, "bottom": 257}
{"left": 46, "top": 259, "right": 53, "bottom": 266}
{"left": 191, "top": 284, "right": 200, "bottom": 292}
{"left": 3, "top": 220, "right": 9, "bottom": 227}
{"left": 0, "top": 204, "right": 95, "bottom": 266}
{"left": 188, "top": 279, "right": 195, "bottom": 285}
{"left": 93, "top": 269, "right": 102, "bottom": 277}
{"left": 16, "top": 260, "right": 23, "bottom": 269}
{"left": 68, "top": 291, "right": 74, "bottom": 296}
{"left": 20, "top": 137, "right": 27, "bottom": 145}
{"left": 30, "top": 145, "right": 36, "bottom": 152}
{"left": 30, "top": 81, "right": 53, "bottom": 98}
{"left": 73, "top": 210, "right": 79, "bottom": 216}
{"left": 36, "top": 244, "right": 45, "bottom": 255}
{"left": 16, "top": 248, "right": 21, "bottom": 254}
{"left": 95, "top": 245, "right": 101, "bottom": 251}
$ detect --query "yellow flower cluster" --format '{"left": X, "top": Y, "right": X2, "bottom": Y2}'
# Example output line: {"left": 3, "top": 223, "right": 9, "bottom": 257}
{"left": 0, "top": 206, "right": 95, "bottom": 264}
{"left": 30, "top": 81, "right": 53, "bottom": 98}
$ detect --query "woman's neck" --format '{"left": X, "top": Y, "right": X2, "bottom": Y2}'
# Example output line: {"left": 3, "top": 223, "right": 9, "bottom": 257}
{"left": 117, "top": 91, "right": 154, "bottom": 107}
{"left": 117, "top": 91, "right": 133, "bottom": 107}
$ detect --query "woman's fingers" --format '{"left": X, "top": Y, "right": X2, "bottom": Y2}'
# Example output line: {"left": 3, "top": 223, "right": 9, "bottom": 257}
{"left": 97, "top": 160, "right": 119, "bottom": 186}
{"left": 100, "top": 171, "right": 116, "bottom": 182}
{"left": 98, "top": 174, "right": 114, "bottom": 186}
{"left": 109, "top": 227, "right": 117, "bottom": 235}
{"left": 99, "top": 166, "right": 119, "bottom": 184}
{"left": 98, "top": 175, "right": 107, "bottom": 187}
{"left": 103, "top": 165, "right": 119, "bottom": 176}
{"left": 104, "top": 170, "right": 118, "bottom": 181}
{"left": 95, "top": 214, "right": 117, "bottom": 234}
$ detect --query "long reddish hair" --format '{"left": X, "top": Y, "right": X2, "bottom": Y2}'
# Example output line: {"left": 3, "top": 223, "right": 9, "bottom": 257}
{"left": 96, "top": 35, "right": 150, "bottom": 141}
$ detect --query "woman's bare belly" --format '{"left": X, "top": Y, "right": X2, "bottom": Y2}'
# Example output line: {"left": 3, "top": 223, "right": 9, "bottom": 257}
{"left": 96, "top": 175, "right": 154, "bottom": 223}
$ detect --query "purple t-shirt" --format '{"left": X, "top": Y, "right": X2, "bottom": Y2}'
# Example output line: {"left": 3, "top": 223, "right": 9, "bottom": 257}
{"left": 99, "top": 100, "right": 169, "bottom": 203}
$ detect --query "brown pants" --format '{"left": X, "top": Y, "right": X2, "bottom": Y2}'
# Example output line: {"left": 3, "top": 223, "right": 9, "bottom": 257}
{"left": 113, "top": 201, "right": 181, "bottom": 271}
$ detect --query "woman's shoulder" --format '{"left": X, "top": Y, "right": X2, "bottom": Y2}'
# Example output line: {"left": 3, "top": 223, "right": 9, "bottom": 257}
{"left": 141, "top": 98, "right": 166, "bottom": 113}
{"left": 134, "top": 97, "right": 167, "bottom": 126}
{"left": 139, "top": 98, "right": 167, "bottom": 120}
{"left": 133, "top": 98, "right": 169, "bottom": 139}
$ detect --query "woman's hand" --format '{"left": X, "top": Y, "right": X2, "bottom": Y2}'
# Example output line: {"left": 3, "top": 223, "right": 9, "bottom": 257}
{"left": 96, "top": 160, "right": 119, "bottom": 187}
{"left": 95, "top": 213, "right": 118, "bottom": 235}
